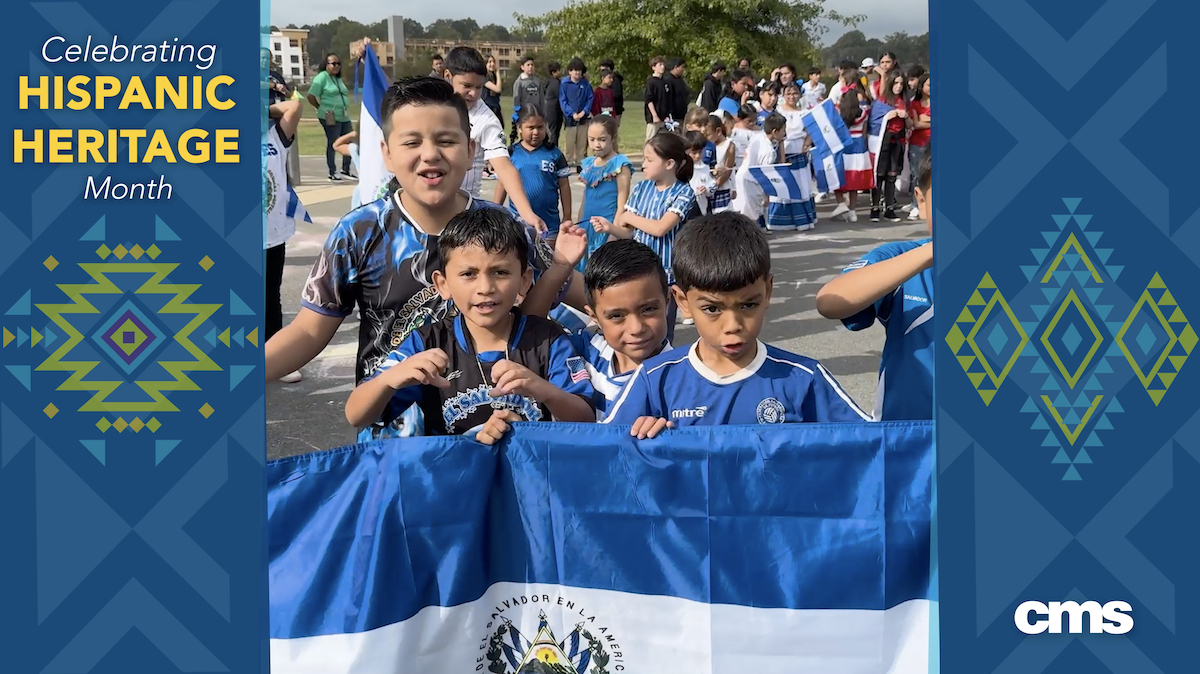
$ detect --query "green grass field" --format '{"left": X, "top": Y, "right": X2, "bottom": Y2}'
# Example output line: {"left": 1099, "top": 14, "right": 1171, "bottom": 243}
{"left": 296, "top": 97, "right": 649, "bottom": 161}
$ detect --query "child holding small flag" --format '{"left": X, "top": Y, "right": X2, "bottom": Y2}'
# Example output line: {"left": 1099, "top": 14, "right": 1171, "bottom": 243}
{"left": 345, "top": 209, "right": 596, "bottom": 443}
{"left": 816, "top": 153, "right": 933, "bottom": 421}
{"left": 732, "top": 112, "right": 788, "bottom": 226}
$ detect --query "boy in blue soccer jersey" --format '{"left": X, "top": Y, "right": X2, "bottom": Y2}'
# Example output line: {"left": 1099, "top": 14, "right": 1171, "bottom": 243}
{"left": 264, "top": 77, "right": 589, "bottom": 440}
{"left": 346, "top": 209, "right": 596, "bottom": 444}
{"left": 815, "top": 153, "right": 934, "bottom": 421}
{"left": 565, "top": 239, "right": 673, "bottom": 419}
{"left": 603, "top": 212, "right": 871, "bottom": 437}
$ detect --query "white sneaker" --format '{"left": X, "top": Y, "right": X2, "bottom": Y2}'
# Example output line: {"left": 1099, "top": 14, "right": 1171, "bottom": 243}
{"left": 847, "top": 210, "right": 858, "bottom": 223}
{"left": 908, "top": 206, "right": 921, "bottom": 220}
{"left": 279, "top": 371, "right": 303, "bottom": 383}
{"left": 830, "top": 203, "right": 850, "bottom": 220}
{"left": 814, "top": 192, "right": 826, "bottom": 203}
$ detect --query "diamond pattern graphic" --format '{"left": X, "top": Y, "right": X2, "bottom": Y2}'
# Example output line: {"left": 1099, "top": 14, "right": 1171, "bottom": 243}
{"left": 1039, "top": 289, "right": 1105, "bottom": 389}
{"left": 90, "top": 300, "right": 164, "bottom": 374}
{"left": 1115, "top": 272, "right": 1195, "bottom": 405}
{"left": 947, "top": 273, "right": 1029, "bottom": 405}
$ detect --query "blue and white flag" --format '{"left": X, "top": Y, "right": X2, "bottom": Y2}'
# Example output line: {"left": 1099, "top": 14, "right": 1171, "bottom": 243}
{"left": 285, "top": 184, "right": 311, "bottom": 224}
{"left": 867, "top": 100, "right": 894, "bottom": 158}
{"left": 357, "top": 44, "right": 393, "bottom": 207}
{"left": 749, "top": 163, "right": 809, "bottom": 201}
{"left": 801, "top": 99, "right": 852, "bottom": 162}
{"left": 814, "top": 151, "right": 845, "bottom": 194}
{"left": 267, "top": 422, "right": 934, "bottom": 673}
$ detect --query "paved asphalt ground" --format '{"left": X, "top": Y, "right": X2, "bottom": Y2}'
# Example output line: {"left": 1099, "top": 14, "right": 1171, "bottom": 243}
{"left": 266, "top": 155, "right": 929, "bottom": 460}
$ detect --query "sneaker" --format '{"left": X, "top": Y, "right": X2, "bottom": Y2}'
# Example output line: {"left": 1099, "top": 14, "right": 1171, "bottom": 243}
{"left": 681, "top": 318, "right": 694, "bottom": 325}
{"left": 869, "top": 209, "right": 881, "bottom": 222}
{"left": 847, "top": 210, "right": 858, "bottom": 223}
{"left": 340, "top": 171, "right": 358, "bottom": 181}
{"left": 884, "top": 209, "right": 901, "bottom": 222}
{"left": 328, "top": 174, "right": 342, "bottom": 182}
{"left": 908, "top": 206, "right": 921, "bottom": 220}
{"left": 279, "top": 370, "right": 303, "bottom": 383}
{"left": 830, "top": 203, "right": 850, "bottom": 220}
{"left": 814, "top": 192, "right": 826, "bottom": 203}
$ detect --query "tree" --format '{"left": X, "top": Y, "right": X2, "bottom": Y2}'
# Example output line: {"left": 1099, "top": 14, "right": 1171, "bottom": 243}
{"left": 427, "top": 18, "right": 463, "bottom": 40}
{"left": 516, "top": 0, "right": 859, "bottom": 89}
{"left": 451, "top": 19, "right": 482, "bottom": 39}
{"left": 477, "top": 23, "right": 512, "bottom": 41}
{"left": 822, "top": 29, "right": 929, "bottom": 68}
{"left": 404, "top": 18, "right": 425, "bottom": 39}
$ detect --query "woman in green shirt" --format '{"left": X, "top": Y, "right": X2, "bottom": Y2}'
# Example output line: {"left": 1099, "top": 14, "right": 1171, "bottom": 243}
{"left": 307, "top": 53, "right": 355, "bottom": 181}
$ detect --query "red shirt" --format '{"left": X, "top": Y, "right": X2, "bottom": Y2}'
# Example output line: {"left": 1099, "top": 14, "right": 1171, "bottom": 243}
{"left": 592, "top": 87, "right": 615, "bottom": 116}
{"left": 879, "top": 96, "right": 906, "bottom": 134}
{"left": 909, "top": 99, "right": 931, "bottom": 147}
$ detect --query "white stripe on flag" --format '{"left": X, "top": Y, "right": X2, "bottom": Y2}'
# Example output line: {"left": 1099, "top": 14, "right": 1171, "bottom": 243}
{"left": 285, "top": 185, "right": 311, "bottom": 223}
{"left": 269, "top": 582, "right": 931, "bottom": 674}
{"left": 803, "top": 100, "right": 851, "bottom": 158}
{"left": 749, "top": 164, "right": 806, "bottom": 201}
{"left": 358, "top": 44, "right": 393, "bottom": 207}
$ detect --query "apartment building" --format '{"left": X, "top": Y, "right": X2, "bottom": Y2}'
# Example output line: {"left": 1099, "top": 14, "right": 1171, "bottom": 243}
{"left": 269, "top": 28, "right": 310, "bottom": 83}
{"left": 403, "top": 38, "right": 545, "bottom": 78}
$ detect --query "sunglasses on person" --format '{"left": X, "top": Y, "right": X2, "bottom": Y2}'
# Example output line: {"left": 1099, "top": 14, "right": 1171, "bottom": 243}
{"left": 328, "top": 60, "right": 341, "bottom": 67}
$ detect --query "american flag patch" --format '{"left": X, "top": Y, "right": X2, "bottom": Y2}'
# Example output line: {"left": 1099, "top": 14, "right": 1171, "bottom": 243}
{"left": 566, "top": 356, "right": 590, "bottom": 383}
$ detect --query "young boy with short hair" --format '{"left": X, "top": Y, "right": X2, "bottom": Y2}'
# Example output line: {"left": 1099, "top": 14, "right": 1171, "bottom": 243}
{"left": 443, "top": 46, "right": 546, "bottom": 231}
{"left": 346, "top": 209, "right": 596, "bottom": 444}
{"left": 816, "top": 154, "right": 933, "bottom": 421}
{"left": 264, "top": 77, "right": 588, "bottom": 440}
{"left": 567, "top": 240, "right": 673, "bottom": 419}
{"left": 684, "top": 107, "right": 717, "bottom": 170}
{"left": 604, "top": 212, "right": 871, "bottom": 437}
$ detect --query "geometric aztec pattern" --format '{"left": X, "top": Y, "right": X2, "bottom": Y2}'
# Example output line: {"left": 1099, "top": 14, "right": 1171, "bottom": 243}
{"left": 947, "top": 198, "right": 1193, "bottom": 480}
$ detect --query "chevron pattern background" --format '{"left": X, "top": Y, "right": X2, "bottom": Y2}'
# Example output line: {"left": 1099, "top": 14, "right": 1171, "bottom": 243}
{"left": 936, "top": 0, "right": 1200, "bottom": 671}
{"left": 0, "top": 2, "right": 265, "bottom": 672}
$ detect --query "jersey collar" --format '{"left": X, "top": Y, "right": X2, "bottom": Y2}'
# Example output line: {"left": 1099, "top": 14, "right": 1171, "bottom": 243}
{"left": 390, "top": 189, "right": 475, "bottom": 235}
{"left": 454, "top": 309, "right": 527, "bottom": 360}
{"left": 686, "top": 340, "right": 767, "bottom": 385}
{"left": 597, "top": 336, "right": 672, "bottom": 378}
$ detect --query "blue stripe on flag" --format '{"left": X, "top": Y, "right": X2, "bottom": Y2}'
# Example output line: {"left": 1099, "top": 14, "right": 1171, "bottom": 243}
{"left": 868, "top": 100, "right": 894, "bottom": 139}
{"left": 802, "top": 99, "right": 852, "bottom": 161}
{"left": 285, "top": 185, "right": 311, "bottom": 223}
{"left": 267, "top": 422, "right": 933, "bottom": 639}
{"left": 749, "top": 164, "right": 806, "bottom": 201}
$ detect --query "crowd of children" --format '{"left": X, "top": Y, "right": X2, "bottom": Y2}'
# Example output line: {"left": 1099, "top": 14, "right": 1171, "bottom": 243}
{"left": 263, "top": 46, "right": 935, "bottom": 446}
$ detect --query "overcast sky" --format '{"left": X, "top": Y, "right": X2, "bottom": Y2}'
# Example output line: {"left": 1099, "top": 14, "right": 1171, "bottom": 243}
{"left": 269, "top": 1, "right": 928, "bottom": 44}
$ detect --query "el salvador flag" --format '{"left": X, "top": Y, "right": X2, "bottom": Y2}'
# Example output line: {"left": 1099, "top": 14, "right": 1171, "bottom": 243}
{"left": 867, "top": 100, "right": 895, "bottom": 158}
{"left": 267, "top": 422, "right": 934, "bottom": 673}
{"left": 357, "top": 44, "right": 393, "bottom": 207}
{"left": 749, "top": 163, "right": 809, "bottom": 201}
{"left": 802, "top": 99, "right": 852, "bottom": 161}
{"left": 285, "top": 185, "right": 311, "bottom": 224}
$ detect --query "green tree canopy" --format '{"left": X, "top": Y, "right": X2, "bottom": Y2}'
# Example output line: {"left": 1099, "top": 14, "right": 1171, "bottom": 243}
{"left": 515, "top": 0, "right": 859, "bottom": 88}
{"left": 822, "top": 29, "right": 929, "bottom": 68}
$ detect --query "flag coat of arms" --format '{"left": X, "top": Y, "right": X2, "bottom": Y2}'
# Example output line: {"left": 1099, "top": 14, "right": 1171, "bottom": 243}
{"left": 267, "top": 422, "right": 934, "bottom": 673}
{"left": 748, "top": 162, "right": 812, "bottom": 202}
{"left": 356, "top": 44, "right": 394, "bottom": 208}
{"left": 801, "top": 100, "right": 852, "bottom": 193}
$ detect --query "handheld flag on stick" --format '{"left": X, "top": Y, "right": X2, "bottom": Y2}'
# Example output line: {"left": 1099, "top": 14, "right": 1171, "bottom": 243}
{"left": 357, "top": 44, "right": 394, "bottom": 207}
{"left": 267, "top": 422, "right": 934, "bottom": 674}
{"left": 801, "top": 99, "right": 852, "bottom": 161}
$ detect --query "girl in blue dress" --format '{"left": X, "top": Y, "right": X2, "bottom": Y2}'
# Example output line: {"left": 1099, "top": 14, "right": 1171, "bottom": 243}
{"left": 576, "top": 115, "right": 632, "bottom": 272}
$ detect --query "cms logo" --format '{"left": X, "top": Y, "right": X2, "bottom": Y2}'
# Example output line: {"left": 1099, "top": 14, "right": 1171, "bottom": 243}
{"left": 1014, "top": 601, "right": 1133, "bottom": 635}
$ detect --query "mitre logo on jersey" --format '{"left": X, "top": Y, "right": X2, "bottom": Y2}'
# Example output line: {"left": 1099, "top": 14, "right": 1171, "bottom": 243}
{"left": 1014, "top": 600, "right": 1133, "bottom": 635}
{"left": 671, "top": 405, "right": 707, "bottom": 419}
{"left": 480, "top": 605, "right": 625, "bottom": 673}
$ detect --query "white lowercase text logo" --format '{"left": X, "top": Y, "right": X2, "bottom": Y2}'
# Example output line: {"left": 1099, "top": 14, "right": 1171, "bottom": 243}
{"left": 1014, "top": 600, "right": 1133, "bottom": 635}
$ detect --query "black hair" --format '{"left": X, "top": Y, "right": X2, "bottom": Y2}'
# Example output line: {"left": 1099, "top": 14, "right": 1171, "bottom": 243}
{"left": 913, "top": 73, "right": 931, "bottom": 105}
{"left": 589, "top": 114, "right": 619, "bottom": 140}
{"left": 668, "top": 57, "right": 686, "bottom": 70}
{"left": 438, "top": 208, "right": 531, "bottom": 272}
{"left": 807, "top": 67, "right": 822, "bottom": 77}
{"left": 431, "top": 54, "right": 443, "bottom": 61}
{"left": 838, "top": 80, "right": 867, "bottom": 126}
{"left": 760, "top": 81, "right": 782, "bottom": 97}
{"left": 645, "top": 131, "right": 694, "bottom": 183}
{"left": 737, "top": 103, "right": 757, "bottom": 121}
{"left": 839, "top": 59, "right": 856, "bottom": 72}
{"left": 730, "top": 68, "right": 751, "bottom": 83}
{"left": 380, "top": 76, "right": 471, "bottom": 139}
{"left": 710, "top": 61, "right": 727, "bottom": 75}
{"left": 548, "top": 61, "right": 562, "bottom": 75}
{"left": 325, "top": 53, "right": 340, "bottom": 66}
{"left": 521, "top": 55, "right": 535, "bottom": 65}
{"left": 907, "top": 65, "right": 926, "bottom": 80}
{"left": 567, "top": 57, "right": 586, "bottom": 74}
{"left": 879, "top": 51, "right": 899, "bottom": 65}
{"left": 918, "top": 151, "right": 932, "bottom": 192}
{"left": 673, "top": 212, "right": 770, "bottom": 292}
{"left": 515, "top": 104, "right": 552, "bottom": 148}
{"left": 583, "top": 240, "right": 670, "bottom": 307}
{"left": 682, "top": 130, "right": 708, "bottom": 153}
{"left": 778, "top": 62, "right": 796, "bottom": 75}
{"left": 445, "top": 46, "right": 487, "bottom": 77}
{"left": 598, "top": 58, "right": 615, "bottom": 70}
{"left": 762, "top": 112, "right": 787, "bottom": 135}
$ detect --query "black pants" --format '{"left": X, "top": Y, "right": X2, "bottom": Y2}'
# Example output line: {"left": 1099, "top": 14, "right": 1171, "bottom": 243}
{"left": 546, "top": 115, "right": 562, "bottom": 147}
{"left": 321, "top": 119, "right": 353, "bottom": 177}
{"left": 266, "top": 243, "right": 286, "bottom": 341}
{"left": 872, "top": 131, "right": 906, "bottom": 210}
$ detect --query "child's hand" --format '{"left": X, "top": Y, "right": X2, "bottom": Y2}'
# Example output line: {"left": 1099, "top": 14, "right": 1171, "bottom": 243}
{"left": 694, "top": 185, "right": 707, "bottom": 196}
{"left": 896, "top": 109, "right": 908, "bottom": 119}
{"left": 489, "top": 359, "right": 546, "bottom": 399}
{"left": 389, "top": 348, "right": 450, "bottom": 389}
{"left": 591, "top": 216, "right": 613, "bottom": 233}
{"left": 553, "top": 221, "right": 588, "bottom": 266}
{"left": 476, "top": 410, "right": 522, "bottom": 445}
{"left": 630, "top": 416, "right": 673, "bottom": 439}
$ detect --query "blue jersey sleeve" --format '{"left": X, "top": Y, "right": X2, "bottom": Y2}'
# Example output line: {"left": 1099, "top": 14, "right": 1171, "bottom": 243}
{"left": 362, "top": 331, "right": 426, "bottom": 425}
{"left": 600, "top": 365, "right": 655, "bottom": 423}
{"left": 553, "top": 149, "right": 571, "bottom": 178}
{"left": 545, "top": 332, "right": 597, "bottom": 412}
{"left": 839, "top": 241, "right": 912, "bottom": 331}
{"left": 798, "top": 362, "right": 873, "bottom": 422}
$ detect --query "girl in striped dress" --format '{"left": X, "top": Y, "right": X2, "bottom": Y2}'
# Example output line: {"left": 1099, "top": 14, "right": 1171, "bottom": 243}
{"left": 830, "top": 74, "right": 874, "bottom": 223}
{"left": 590, "top": 132, "right": 696, "bottom": 342}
